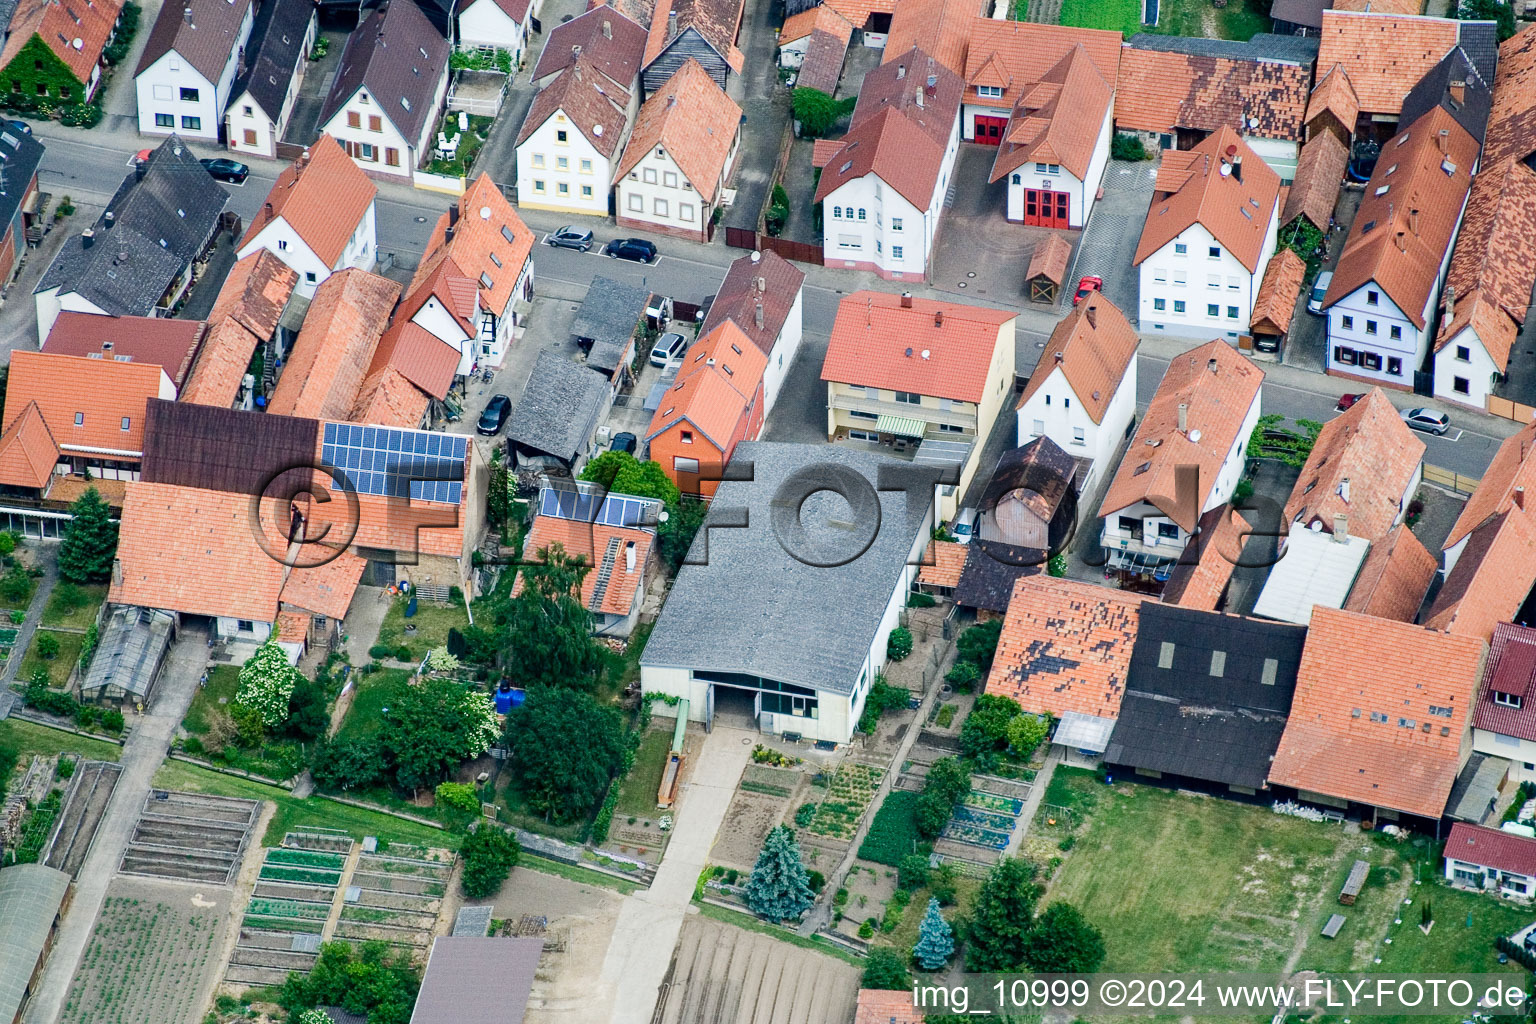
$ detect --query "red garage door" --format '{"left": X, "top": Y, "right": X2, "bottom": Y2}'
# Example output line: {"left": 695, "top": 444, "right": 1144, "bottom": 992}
{"left": 974, "top": 116, "right": 1006, "bottom": 145}
{"left": 1023, "top": 189, "right": 1070, "bottom": 229}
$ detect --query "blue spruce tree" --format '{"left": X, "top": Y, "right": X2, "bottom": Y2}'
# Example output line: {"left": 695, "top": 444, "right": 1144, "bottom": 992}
{"left": 913, "top": 896, "right": 955, "bottom": 970}
{"left": 743, "top": 825, "right": 814, "bottom": 923}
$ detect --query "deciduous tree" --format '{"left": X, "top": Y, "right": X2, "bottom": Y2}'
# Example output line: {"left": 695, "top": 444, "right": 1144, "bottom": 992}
{"left": 505, "top": 686, "right": 626, "bottom": 823}
{"left": 966, "top": 858, "right": 1041, "bottom": 971}
{"left": 862, "top": 947, "right": 911, "bottom": 990}
{"left": 236, "top": 636, "right": 300, "bottom": 729}
{"left": 501, "top": 544, "right": 606, "bottom": 690}
{"left": 459, "top": 825, "right": 520, "bottom": 898}
{"left": 379, "top": 678, "right": 499, "bottom": 791}
{"left": 1022, "top": 901, "right": 1106, "bottom": 973}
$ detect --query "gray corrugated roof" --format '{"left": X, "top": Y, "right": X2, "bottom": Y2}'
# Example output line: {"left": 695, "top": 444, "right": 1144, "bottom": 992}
{"left": 0, "top": 864, "right": 71, "bottom": 1024}
{"left": 640, "top": 442, "right": 930, "bottom": 696}
{"left": 81, "top": 605, "right": 174, "bottom": 697}
{"left": 408, "top": 935, "right": 543, "bottom": 1024}
{"left": 571, "top": 277, "right": 649, "bottom": 375}
{"left": 506, "top": 350, "right": 609, "bottom": 463}
{"left": 37, "top": 137, "right": 228, "bottom": 316}
{"left": 229, "top": 0, "right": 315, "bottom": 119}
{"left": 1125, "top": 32, "right": 1318, "bottom": 66}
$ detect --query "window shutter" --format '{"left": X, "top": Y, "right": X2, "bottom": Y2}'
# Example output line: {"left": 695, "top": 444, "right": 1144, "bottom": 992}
{"left": 386, "top": 148, "right": 399, "bottom": 166}
{"left": 369, "top": 115, "right": 381, "bottom": 132}
{"left": 347, "top": 111, "right": 361, "bottom": 128}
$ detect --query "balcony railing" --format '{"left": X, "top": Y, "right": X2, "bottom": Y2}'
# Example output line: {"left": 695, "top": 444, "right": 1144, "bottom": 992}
{"left": 830, "top": 393, "right": 977, "bottom": 430}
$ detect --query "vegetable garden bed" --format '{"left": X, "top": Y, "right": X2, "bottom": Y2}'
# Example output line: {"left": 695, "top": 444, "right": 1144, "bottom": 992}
{"left": 951, "top": 804, "right": 1016, "bottom": 831}
{"left": 259, "top": 864, "right": 343, "bottom": 886}
{"left": 964, "top": 791, "right": 1023, "bottom": 815}
{"left": 807, "top": 762, "right": 883, "bottom": 840}
{"left": 942, "top": 820, "right": 1010, "bottom": 849}
{"left": 264, "top": 848, "right": 345, "bottom": 869}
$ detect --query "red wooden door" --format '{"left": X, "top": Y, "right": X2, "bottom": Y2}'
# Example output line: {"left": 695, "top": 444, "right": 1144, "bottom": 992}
{"left": 974, "top": 116, "right": 1006, "bottom": 145}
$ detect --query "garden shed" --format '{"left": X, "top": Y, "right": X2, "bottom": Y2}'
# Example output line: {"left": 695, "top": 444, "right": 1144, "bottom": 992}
{"left": 79, "top": 605, "right": 176, "bottom": 706}
{"left": 0, "top": 863, "right": 72, "bottom": 1024}
{"left": 1025, "top": 234, "right": 1072, "bottom": 304}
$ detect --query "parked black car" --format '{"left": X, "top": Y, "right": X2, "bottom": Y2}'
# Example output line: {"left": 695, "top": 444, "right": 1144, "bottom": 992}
{"left": 547, "top": 226, "right": 594, "bottom": 251}
{"left": 604, "top": 238, "right": 657, "bottom": 263}
{"left": 199, "top": 158, "right": 249, "bottom": 184}
{"left": 6, "top": 119, "right": 30, "bottom": 135}
{"left": 610, "top": 432, "right": 637, "bottom": 453}
{"left": 477, "top": 394, "right": 512, "bottom": 435}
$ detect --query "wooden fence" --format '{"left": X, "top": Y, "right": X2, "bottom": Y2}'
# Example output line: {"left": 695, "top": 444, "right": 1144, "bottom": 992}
{"left": 1487, "top": 395, "right": 1536, "bottom": 424}
{"left": 722, "top": 226, "right": 824, "bottom": 266}
{"left": 1423, "top": 464, "right": 1479, "bottom": 496}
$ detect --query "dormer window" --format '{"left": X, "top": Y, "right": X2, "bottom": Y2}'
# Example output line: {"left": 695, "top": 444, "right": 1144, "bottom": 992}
{"left": 976, "top": 85, "right": 1003, "bottom": 99}
{"left": 1495, "top": 691, "right": 1524, "bottom": 709}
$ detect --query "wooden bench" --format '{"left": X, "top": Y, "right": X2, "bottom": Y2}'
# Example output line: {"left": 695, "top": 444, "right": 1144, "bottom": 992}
{"left": 1339, "top": 860, "right": 1369, "bottom": 905}
{"left": 1322, "top": 914, "right": 1346, "bottom": 938}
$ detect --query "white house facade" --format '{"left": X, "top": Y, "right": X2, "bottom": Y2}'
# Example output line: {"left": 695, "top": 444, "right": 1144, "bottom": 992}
{"left": 516, "top": 109, "right": 622, "bottom": 217}
{"left": 616, "top": 129, "right": 740, "bottom": 241}
{"left": 1017, "top": 359, "right": 1136, "bottom": 492}
{"left": 1325, "top": 282, "right": 1436, "bottom": 390}
{"left": 1433, "top": 316, "right": 1504, "bottom": 408}
{"left": 135, "top": 2, "right": 254, "bottom": 144}
{"left": 1139, "top": 219, "right": 1280, "bottom": 341}
{"left": 761, "top": 288, "right": 803, "bottom": 413}
{"left": 457, "top": 0, "right": 533, "bottom": 65}
{"left": 321, "top": 90, "right": 427, "bottom": 181}
{"left": 821, "top": 174, "right": 942, "bottom": 281}
{"left": 1000, "top": 104, "right": 1111, "bottom": 229}
{"left": 236, "top": 204, "right": 376, "bottom": 298}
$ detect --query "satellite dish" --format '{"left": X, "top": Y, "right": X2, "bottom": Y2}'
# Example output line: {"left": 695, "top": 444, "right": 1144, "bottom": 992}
{"left": 593, "top": 124, "right": 604, "bottom": 136}
{"left": 1309, "top": 520, "right": 1324, "bottom": 532}
{"left": 480, "top": 206, "right": 492, "bottom": 220}
{"left": 1188, "top": 429, "right": 1202, "bottom": 443}
{"left": 920, "top": 349, "right": 931, "bottom": 359}
{"left": 904, "top": 347, "right": 913, "bottom": 357}
{"left": 71, "top": 37, "right": 83, "bottom": 49}
{"left": 750, "top": 251, "right": 761, "bottom": 263}
{"left": 1219, "top": 163, "right": 1232, "bottom": 177}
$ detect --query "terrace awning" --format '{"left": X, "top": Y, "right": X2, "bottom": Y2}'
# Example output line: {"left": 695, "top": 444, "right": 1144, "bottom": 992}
{"left": 875, "top": 414, "right": 926, "bottom": 437}
{"left": 1054, "top": 711, "right": 1116, "bottom": 754}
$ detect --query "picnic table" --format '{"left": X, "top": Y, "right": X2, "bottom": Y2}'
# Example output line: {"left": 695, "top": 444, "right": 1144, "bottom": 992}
{"left": 1339, "top": 860, "right": 1369, "bottom": 905}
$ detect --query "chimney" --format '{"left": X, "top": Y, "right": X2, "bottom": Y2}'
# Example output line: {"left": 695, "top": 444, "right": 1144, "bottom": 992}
{"left": 1444, "top": 284, "right": 1456, "bottom": 322}
{"left": 445, "top": 226, "right": 455, "bottom": 244}
{"left": 1053, "top": 351, "right": 1064, "bottom": 365}
{"left": 1450, "top": 79, "right": 1466, "bottom": 105}
{"left": 112, "top": 558, "right": 122, "bottom": 586}
{"left": 135, "top": 159, "right": 146, "bottom": 181}
{"left": 1207, "top": 357, "right": 1218, "bottom": 373}
{"left": 1394, "top": 229, "right": 1408, "bottom": 253}
{"left": 1178, "top": 402, "right": 1188, "bottom": 433}
{"left": 81, "top": 228, "right": 94, "bottom": 249}
{"left": 625, "top": 540, "right": 636, "bottom": 572}
{"left": 448, "top": 202, "right": 460, "bottom": 227}
{"left": 915, "top": 85, "right": 923, "bottom": 109}
{"left": 1085, "top": 305, "right": 1096, "bottom": 329}
{"left": 1437, "top": 128, "right": 1448, "bottom": 153}
{"left": 667, "top": 9, "right": 677, "bottom": 39}
{"left": 900, "top": 291, "right": 913, "bottom": 308}
{"left": 896, "top": 63, "right": 906, "bottom": 80}
{"left": 1409, "top": 207, "right": 1420, "bottom": 237}
{"left": 264, "top": 200, "right": 273, "bottom": 218}
{"left": 1338, "top": 477, "right": 1350, "bottom": 502}
{"left": 1516, "top": 486, "right": 1526, "bottom": 511}
{"left": 756, "top": 276, "right": 766, "bottom": 293}
{"left": 934, "top": 310, "right": 943, "bottom": 327}
{"left": 754, "top": 301, "right": 764, "bottom": 331}
{"left": 1333, "top": 514, "right": 1349, "bottom": 540}
{"left": 103, "top": 211, "right": 114, "bottom": 229}
{"left": 602, "top": 17, "right": 611, "bottom": 38}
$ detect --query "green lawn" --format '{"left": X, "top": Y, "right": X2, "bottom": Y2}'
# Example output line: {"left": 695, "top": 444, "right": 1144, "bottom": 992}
{"left": 333, "top": 669, "right": 414, "bottom": 743}
{"left": 1054, "top": 0, "right": 1270, "bottom": 39}
{"left": 0, "top": 718, "right": 121, "bottom": 762}
{"left": 152, "top": 758, "right": 455, "bottom": 849}
{"left": 182, "top": 664, "right": 240, "bottom": 735}
{"left": 39, "top": 583, "right": 107, "bottom": 629}
{"left": 876, "top": 875, "right": 981, "bottom": 956}
{"left": 18, "top": 628, "right": 86, "bottom": 687}
{"left": 1044, "top": 774, "right": 1344, "bottom": 972}
{"left": 376, "top": 600, "right": 469, "bottom": 661}
{"left": 615, "top": 725, "right": 672, "bottom": 817}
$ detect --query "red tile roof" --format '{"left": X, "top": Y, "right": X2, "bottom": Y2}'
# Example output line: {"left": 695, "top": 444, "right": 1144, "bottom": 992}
{"left": 1322, "top": 106, "right": 1480, "bottom": 328}
{"left": 1342, "top": 524, "right": 1436, "bottom": 622}
{"left": 988, "top": 575, "right": 1144, "bottom": 719}
{"left": 136, "top": 0, "right": 252, "bottom": 81}
{"left": 268, "top": 268, "right": 401, "bottom": 422}
{"left": 822, "top": 0, "right": 896, "bottom": 28}
{"left": 411, "top": 174, "right": 535, "bottom": 321}
{"left": 644, "top": 321, "right": 767, "bottom": 450}
{"left": 183, "top": 251, "right": 300, "bottom": 408}
{"left": 1133, "top": 127, "right": 1281, "bottom": 274}
{"left": 964, "top": 19, "right": 1122, "bottom": 111}
{"left": 855, "top": 990, "right": 924, "bottom": 1024}
{"left": 1445, "top": 420, "right": 1536, "bottom": 551}
{"left": 1159, "top": 505, "right": 1252, "bottom": 611}
{"left": 1472, "top": 621, "right": 1536, "bottom": 742}
{"left": 917, "top": 539, "right": 967, "bottom": 588}
{"left": 239, "top": 135, "right": 377, "bottom": 269}
{"left": 1098, "top": 341, "right": 1265, "bottom": 532}
{"left": 1424, "top": 506, "right": 1536, "bottom": 643}
{"left": 1281, "top": 388, "right": 1425, "bottom": 544}
{"left": 367, "top": 321, "right": 460, "bottom": 400}
{"left": 0, "top": 402, "right": 58, "bottom": 490}
{"left": 1314, "top": 10, "right": 1461, "bottom": 116}
{"left": 43, "top": 312, "right": 206, "bottom": 388}
{"left": 988, "top": 45, "right": 1113, "bottom": 185}
{"left": 854, "top": 47, "right": 965, "bottom": 152}
{"left": 780, "top": 4, "right": 853, "bottom": 44}
{"left": 6, "top": 350, "right": 166, "bottom": 455}
{"left": 699, "top": 249, "right": 806, "bottom": 358}
{"left": 1017, "top": 293, "right": 1137, "bottom": 426}
{"left": 1305, "top": 63, "right": 1361, "bottom": 132}
{"left": 1280, "top": 130, "right": 1349, "bottom": 232}
{"left": 514, "top": 515, "right": 653, "bottom": 616}
{"left": 882, "top": 0, "right": 985, "bottom": 75}
{"left": 531, "top": 6, "right": 648, "bottom": 86}
{"left": 615, "top": 60, "right": 742, "bottom": 202}
{"left": 1250, "top": 248, "right": 1308, "bottom": 336}
{"left": 1445, "top": 823, "right": 1536, "bottom": 876}
{"left": 0, "top": 0, "right": 123, "bottom": 88}
{"left": 1113, "top": 47, "right": 1310, "bottom": 141}
{"left": 348, "top": 366, "right": 431, "bottom": 428}
{"left": 516, "top": 55, "right": 632, "bottom": 159}
{"left": 1025, "top": 233, "right": 1072, "bottom": 286}
{"left": 822, "top": 291, "right": 1015, "bottom": 404}
{"left": 280, "top": 550, "right": 367, "bottom": 620}
{"left": 1269, "top": 606, "right": 1487, "bottom": 819}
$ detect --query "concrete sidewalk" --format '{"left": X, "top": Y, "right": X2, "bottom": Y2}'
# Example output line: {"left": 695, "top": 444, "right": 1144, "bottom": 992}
{"left": 23, "top": 622, "right": 210, "bottom": 1024}
{"left": 596, "top": 723, "right": 754, "bottom": 1024}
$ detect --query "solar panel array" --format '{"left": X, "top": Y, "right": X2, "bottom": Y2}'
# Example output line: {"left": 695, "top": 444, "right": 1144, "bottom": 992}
{"left": 538, "top": 487, "right": 658, "bottom": 528}
{"left": 322, "top": 423, "right": 467, "bottom": 505}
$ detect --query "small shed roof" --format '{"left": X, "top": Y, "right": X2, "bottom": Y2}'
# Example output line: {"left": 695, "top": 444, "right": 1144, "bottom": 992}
{"left": 1025, "top": 233, "right": 1073, "bottom": 285}
{"left": 0, "top": 864, "right": 71, "bottom": 1024}
{"left": 506, "top": 351, "right": 609, "bottom": 464}
{"left": 572, "top": 277, "right": 650, "bottom": 374}
{"left": 409, "top": 935, "right": 543, "bottom": 1024}
{"left": 80, "top": 605, "right": 175, "bottom": 697}
{"left": 1250, "top": 249, "right": 1307, "bottom": 336}
{"left": 1054, "top": 711, "right": 1116, "bottom": 754}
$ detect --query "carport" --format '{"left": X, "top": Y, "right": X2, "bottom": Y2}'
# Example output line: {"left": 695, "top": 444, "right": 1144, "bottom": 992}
{"left": 1025, "top": 235, "right": 1072, "bottom": 304}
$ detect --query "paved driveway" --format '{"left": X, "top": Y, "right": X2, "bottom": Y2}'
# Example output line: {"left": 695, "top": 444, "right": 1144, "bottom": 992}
{"left": 1064, "top": 157, "right": 1158, "bottom": 321}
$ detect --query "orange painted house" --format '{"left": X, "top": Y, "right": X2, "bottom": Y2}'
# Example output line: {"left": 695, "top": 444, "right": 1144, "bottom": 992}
{"left": 644, "top": 321, "right": 766, "bottom": 496}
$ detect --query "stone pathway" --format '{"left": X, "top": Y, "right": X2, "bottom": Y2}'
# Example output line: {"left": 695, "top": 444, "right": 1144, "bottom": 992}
{"left": 1003, "top": 747, "right": 1058, "bottom": 855}
{"left": 596, "top": 724, "right": 755, "bottom": 1024}
{"left": 23, "top": 622, "right": 211, "bottom": 1024}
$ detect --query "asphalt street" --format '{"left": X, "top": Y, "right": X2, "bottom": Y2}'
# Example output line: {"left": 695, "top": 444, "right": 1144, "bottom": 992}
{"left": 18, "top": 121, "right": 1522, "bottom": 483}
